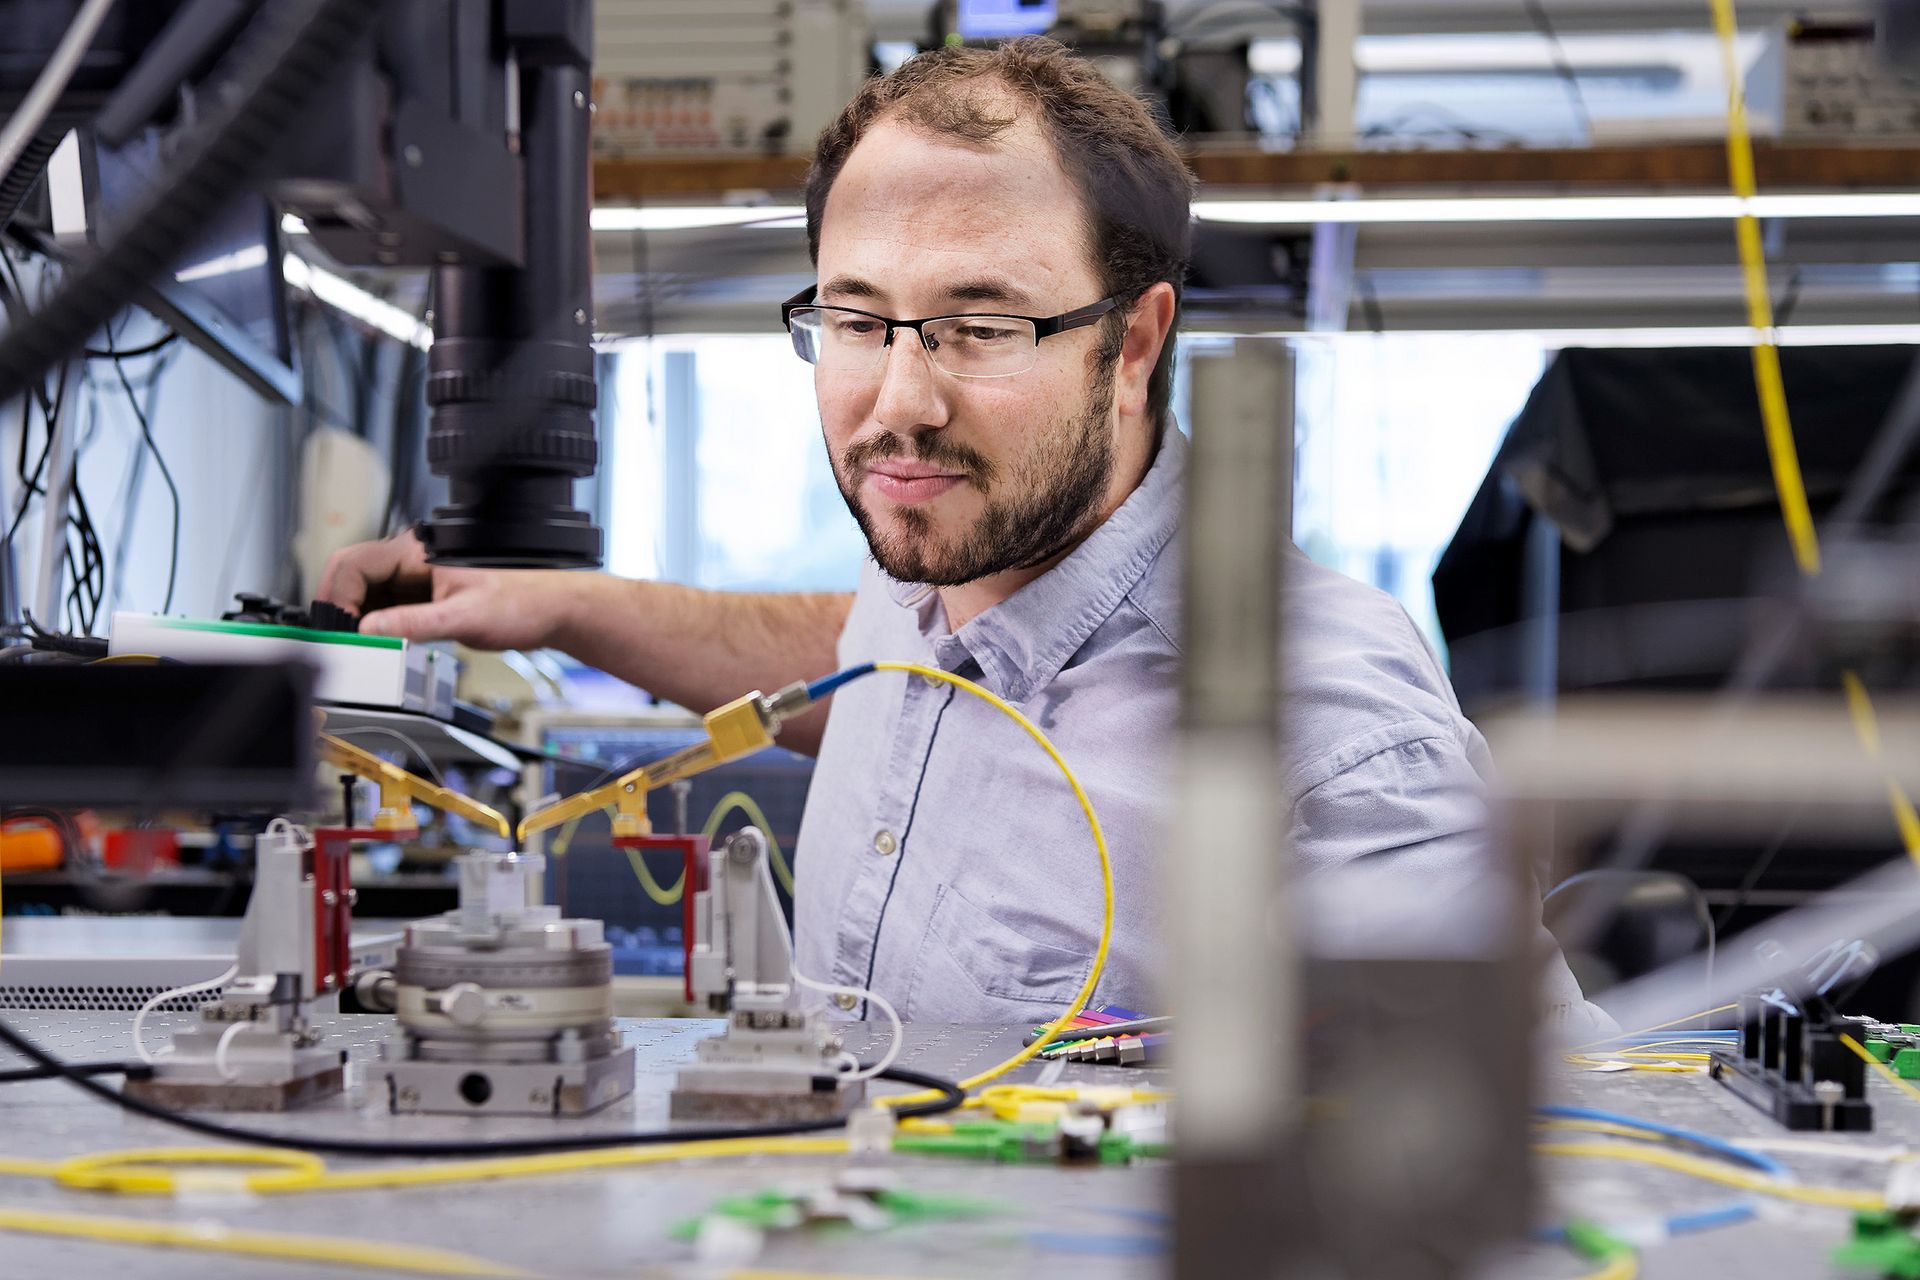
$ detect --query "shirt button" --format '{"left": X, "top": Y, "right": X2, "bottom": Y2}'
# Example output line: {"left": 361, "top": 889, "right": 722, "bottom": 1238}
{"left": 833, "top": 992, "right": 859, "bottom": 1011}
{"left": 873, "top": 830, "right": 898, "bottom": 857}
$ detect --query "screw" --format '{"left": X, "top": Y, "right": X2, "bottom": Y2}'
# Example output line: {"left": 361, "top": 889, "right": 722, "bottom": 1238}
{"left": 403, "top": 144, "right": 424, "bottom": 167}
{"left": 573, "top": 308, "right": 588, "bottom": 326}
{"left": 573, "top": 90, "right": 586, "bottom": 109}
{"left": 530, "top": 1089, "right": 550, "bottom": 1105}
{"left": 321, "top": 890, "right": 338, "bottom": 906}
{"left": 398, "top": 1087, "right": 419, "bottom": 1105}
{"left": 376, "top": 249, "right": 398, "bottom": 265}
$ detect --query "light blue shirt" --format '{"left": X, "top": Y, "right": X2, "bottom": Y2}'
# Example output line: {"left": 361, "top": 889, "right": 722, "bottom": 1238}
{"left": 793, "top": 428, "right": 1606, "bottom": 1033}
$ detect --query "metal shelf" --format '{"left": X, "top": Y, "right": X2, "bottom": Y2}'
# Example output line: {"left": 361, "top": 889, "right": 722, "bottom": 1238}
{"left": 593, "top": 139, "right": 1920, "bottom": 203}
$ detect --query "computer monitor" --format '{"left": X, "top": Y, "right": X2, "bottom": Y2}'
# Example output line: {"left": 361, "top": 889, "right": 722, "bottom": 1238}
{"left": 34, "top": 127, "right": 301, "bottom": 405}
{"left": 954, "top": 0, "right": 1058, "bottom": 40}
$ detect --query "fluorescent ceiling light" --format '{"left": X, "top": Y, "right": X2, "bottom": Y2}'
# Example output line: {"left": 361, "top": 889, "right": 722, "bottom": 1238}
{"left": 1268, "top": 323, "right": 1920, "bottom": 348}
{"left": 591, "top": 206, "right": 804, "bottom": 232}
{"left": 1194, "top": 192, "right": 1920, "bottom": 225}
{"left": 175, "top": 244, "right": 269, "bottom": 283}
{"left": 282, "top": 255, "right": 431, "bottom": 350}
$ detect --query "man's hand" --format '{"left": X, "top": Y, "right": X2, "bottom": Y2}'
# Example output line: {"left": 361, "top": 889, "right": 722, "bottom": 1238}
{"left": 316, "top": 532, "right": 571, "bottom": 650}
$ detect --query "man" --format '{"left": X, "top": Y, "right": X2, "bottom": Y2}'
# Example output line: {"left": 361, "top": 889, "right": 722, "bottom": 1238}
{"left": 322, "top": 39, "right": 1603, "bottom": 1030}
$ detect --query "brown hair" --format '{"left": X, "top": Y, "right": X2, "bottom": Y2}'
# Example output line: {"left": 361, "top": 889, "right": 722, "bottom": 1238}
{"left": 805, "top": 37, "right": 1195, "bottom": 431}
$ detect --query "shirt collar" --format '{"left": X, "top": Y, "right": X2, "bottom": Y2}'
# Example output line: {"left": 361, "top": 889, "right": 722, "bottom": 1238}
{"left": 876, "top": 427, "right": 1187, "bottom": 701}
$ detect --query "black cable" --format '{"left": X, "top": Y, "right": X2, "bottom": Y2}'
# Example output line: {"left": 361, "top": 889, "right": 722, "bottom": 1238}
{"left": 0, "top": 1061, "right": 151, "bottom": 1084}
{"left": 0, "top": 360, "right": 71, "bottom": 623}
{"left": 1714, "top": 814, "right": 1801, "bottom": 934}
{"left": 0, "top": 249, "right": 59, "bottom": 424}
{"left": 83, "top": 332, "right": 177, "bottom": 360}
{"left": 0, "top": 0, "right": 387, "bottom": 407}
{"left": 0, "top": 1009, "right": 964, "bottom": 1157}
{"left": 0, "top": 127, "right": 63, "bottom": 237}
{"left": 107, "top": 344, "right": 179, "bottom": 613}
{"left": 1523, "top": 0, "right": 1593, "bottom": 140}
{"left": 1775, "top": 267, "right": 1805, "bottom": 329}
{"left": 1359, "top": 274, "right": 1386, "bottom": 334}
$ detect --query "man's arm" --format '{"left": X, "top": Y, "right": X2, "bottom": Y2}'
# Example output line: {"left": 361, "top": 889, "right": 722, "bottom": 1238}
{"left": 1290, "top": 734, "right": 1619, "bottom": 1038}
{"left": 317, "top": 533, "right": 853, "bottom": 754}
{"left": 555, "top": 577, "right": 852, "bottom": 754}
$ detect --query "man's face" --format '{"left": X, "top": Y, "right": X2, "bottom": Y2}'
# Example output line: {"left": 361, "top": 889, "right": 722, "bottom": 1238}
{"left": 813, "top": 110, "right": 1120, "bottom": 587}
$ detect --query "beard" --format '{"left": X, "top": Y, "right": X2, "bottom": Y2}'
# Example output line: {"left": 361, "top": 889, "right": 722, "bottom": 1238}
{"left": 832, "top": 359, "right": 1117, "bottom": 588}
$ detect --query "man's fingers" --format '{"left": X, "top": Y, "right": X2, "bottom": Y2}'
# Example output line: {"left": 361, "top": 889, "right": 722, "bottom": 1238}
{"left": 315, "top": 551, "right": 369, "bottom": 612}
{"left": 359, "top": 600, "right": 461, "bottom": 641}
{"left": 317, "top": 533, "right": 430, "bottom": 613}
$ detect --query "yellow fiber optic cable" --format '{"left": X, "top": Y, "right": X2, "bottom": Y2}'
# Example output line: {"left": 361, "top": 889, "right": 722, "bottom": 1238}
{"left": 868, "top": 661, "right": 1113, "bottom": 1107}
{"left": 704, "top": 790, "right": 796, "bottom": 896}
{"left": 1562, "top": 1054, "right": 1707, "bottom": 1073}
{"left": 1571, "top": 1003, "right": 1739, "bottom": 1053}
{"left": 287, "top": 1135, "right": 850, "bottom": 1195}
{"left": 1709, "top": 0, "right": 1920, "bottom": 865}
{"left": 1707, "top": 0, "right": 1818, "bottom": 575}
{"left": 547, "top": 803, "right": 686, "bottom": 906}
{"left": 0, "top": 1203, "right": 530, "bottom": 1277}
{"left": 1536, "top": 1141, "right": 1884, "bottom": 1211}
{"left": 727, "top": 1271, "right": 940, "bottom": 1280}
{"left": 623, "top": 839, "right": 686, "bottom": 906}
{"left": 1840, "top": 1033, "right": 1920, "bottom": 1109}
{"left": 1579, "top": 1251, "right": 1639, "bottom": 1280}
{"left": 1534, "top": 1119, "right": 1684, "bottom": 1144}
{"left": 53, "top": 1146, "right": 326, "bottom": 1194}
{"left": 26, "top": 1136, "right": 851, "bottom": 1198}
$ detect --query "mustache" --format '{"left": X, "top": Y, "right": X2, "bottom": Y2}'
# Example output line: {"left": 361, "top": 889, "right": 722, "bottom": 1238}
{"left": 841, "top": 431, "right": 997, "bottom": 489}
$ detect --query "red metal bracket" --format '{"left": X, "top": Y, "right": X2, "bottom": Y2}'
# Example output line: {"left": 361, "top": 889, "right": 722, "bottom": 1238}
{"left": 613, "top": 833, "right": 710, "bottom": 1002}
{"left": 309, "top": 825, "right": 413, "bottom": 998}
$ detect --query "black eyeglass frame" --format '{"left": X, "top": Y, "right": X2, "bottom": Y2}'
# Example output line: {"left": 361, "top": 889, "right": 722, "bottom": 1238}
{"left": 779, "top": 286, "right": 1121, "bottom": 365}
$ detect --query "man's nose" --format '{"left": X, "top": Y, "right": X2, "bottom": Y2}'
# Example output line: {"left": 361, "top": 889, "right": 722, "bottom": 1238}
{"left": 872, "top": 327, "right": 948, "bottom": 434}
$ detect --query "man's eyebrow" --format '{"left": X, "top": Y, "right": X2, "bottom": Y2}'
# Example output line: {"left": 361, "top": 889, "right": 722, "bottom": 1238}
{"left": 820, "top": 275, "right": 885, "bottom": 303}
{"left": 940, "top": 279, "right": 1037, "bottom": 310}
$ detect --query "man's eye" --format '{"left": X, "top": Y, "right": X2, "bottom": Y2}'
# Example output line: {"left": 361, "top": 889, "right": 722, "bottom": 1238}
{"left": 828, "top": 316, "right": 883, "bottom": 338}
{"left": 956, "top": 323, "right": 1020, "bottom": 343}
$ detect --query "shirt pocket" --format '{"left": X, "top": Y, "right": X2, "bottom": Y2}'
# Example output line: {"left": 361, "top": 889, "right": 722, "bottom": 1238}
{"left": 903, "top": 883, "right": 1094, "bottom": 1023}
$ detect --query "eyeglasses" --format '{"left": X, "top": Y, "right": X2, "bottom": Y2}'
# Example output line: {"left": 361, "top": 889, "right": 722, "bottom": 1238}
{"left": 780, "top": 286, "right": 1119, "bottom": 379}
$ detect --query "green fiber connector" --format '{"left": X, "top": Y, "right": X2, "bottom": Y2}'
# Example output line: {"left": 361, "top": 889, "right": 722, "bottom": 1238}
{"left": 1900, "top": 1025, "right": 1920, "bottom": 1036}
{"left": 1895, "top": 1048, "right": 1920, "bottom": 1080}
{"left": 895, "top": 1133, "right": 1021, "bottom": 1162}
{"left": 667, "top": 1190, "right": 803, "bottom": 1240}
{"left": 1563, "top": 1220, "right": 1634, "bottom": 1266}
{"left": 1833, "top": 1211, "right": 1920, "bottom": 1278}
{"left": 872, "top": 1189, "right": 1003, "bottom": 1221}
{"left": 1868, "top": 1039, "right": 1895, "bottom": 1063}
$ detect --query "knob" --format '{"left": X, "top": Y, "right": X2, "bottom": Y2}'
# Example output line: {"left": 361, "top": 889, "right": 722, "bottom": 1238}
{"left": 432, "top": 982, "right": 487, "bottom": 1026}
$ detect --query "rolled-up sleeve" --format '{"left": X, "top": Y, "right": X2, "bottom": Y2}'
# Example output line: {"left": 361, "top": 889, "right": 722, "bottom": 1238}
{"left": 1290, "top": 731, "right": 1618, "bottom": 1038}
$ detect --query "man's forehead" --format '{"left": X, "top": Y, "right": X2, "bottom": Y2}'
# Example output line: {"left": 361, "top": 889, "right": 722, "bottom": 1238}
{"left": 817, "top": 113, "right": 1096, "bottom": 303}
{"left": 838, "top": 111, "right": 1061, "bottom": 204}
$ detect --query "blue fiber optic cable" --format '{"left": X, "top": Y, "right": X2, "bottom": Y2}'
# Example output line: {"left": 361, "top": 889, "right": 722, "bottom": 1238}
{"left": 805, "top": 662, "right": 877, "bottom": 702}
{"left": 1536, "top": 1104, "right": 1786, "bottom": 1176}
{"left": 1534, "top": 1104, "right": 1775, "bottom": 1246}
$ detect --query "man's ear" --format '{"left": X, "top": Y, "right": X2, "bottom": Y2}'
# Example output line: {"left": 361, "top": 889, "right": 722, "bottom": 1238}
{"left": 1115, "top": 282, "right": 1177, "bottom": 418}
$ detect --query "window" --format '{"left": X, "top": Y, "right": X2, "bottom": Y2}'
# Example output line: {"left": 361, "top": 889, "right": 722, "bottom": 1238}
{"left": 602, "top": 336, "right": 867, "bottom": 592}
{"left": 1290, "top": 333, "right": 1548, "bottom": 654}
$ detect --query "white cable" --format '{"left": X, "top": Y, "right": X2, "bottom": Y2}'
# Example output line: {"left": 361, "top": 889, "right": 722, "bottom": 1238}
{"left": 212, "top": 1021, "right": 248, "bottom": 1081}
{"left": 790, "top": 966, "right": 903, "bottom": 1084}
{"left": 131, "top": 964, "right": 237, "bottom": 1064}
{"left": 0, "top": 0, "right": 118, "bottom": 181}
